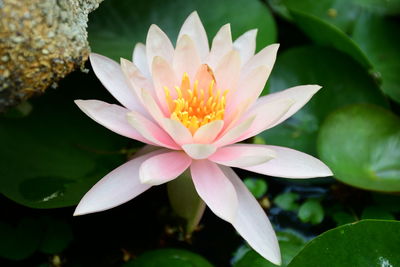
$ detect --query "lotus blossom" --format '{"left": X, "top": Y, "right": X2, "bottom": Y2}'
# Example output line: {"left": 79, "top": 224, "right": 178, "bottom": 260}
{"left": 74, "top": 11, "right": 332, "bottom": 265}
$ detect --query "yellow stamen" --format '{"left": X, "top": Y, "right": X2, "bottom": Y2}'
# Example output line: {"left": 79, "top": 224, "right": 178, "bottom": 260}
{"left": 164, "top": 71, "right": 228, "bottom": 134}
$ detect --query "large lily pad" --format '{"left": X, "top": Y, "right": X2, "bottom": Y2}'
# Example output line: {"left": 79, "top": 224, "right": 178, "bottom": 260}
{"left": 88, "top": 0, "right": 277, "bottom": 61}
{"left": 261, "top": 46, "right": 387, "bottom": 155}
{"left": 318, "top": 104, "right": 400, "bottom": 192}
{"left": 288, "top": 220, "right": 400, "bottom": 267}
{"left": 0, "top": 76, "right": 130, "bottom": 208}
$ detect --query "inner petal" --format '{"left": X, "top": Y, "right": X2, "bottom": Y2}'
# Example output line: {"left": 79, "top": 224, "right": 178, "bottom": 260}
{"left": 164, "top": 67, "right": 229, "bottom": 134}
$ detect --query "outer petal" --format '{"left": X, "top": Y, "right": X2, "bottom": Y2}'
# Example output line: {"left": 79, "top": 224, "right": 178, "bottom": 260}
{"left": 213, "top": 116, "right": 255, "bottom": 147}
{"left": 190, "top": 160, "right": 238, "bottom": 222}
{"left": 241, "top": 146, "right": 333, "bottom": 178}
{"left": 207, "top": 24, "right": 233, "bottom": 70}
{"left": 90, "top": 53, "right": 144, "bottom": 112}
{"left": 243, "top": 43, "right": 279, "bottom": 75}
{"left": 233, "top": 29, "right": 257, "bottom": 64}
{"left": 252, "top": 85, "right": 322, "bottom": 128}
{"left": 75, "top": 99, "right": 151, "bottom": 144}
{"left": 221, "top": 166, "right": 281, "bottom": 265}
{"left": 173, "top": 34, "right": 201, "bottom": 80}
{"left": 193, "top": 120, "right": 224, "bottom": 144}
{"left": 209, "top": 144, "right": 276, "bottom": 168}
{"left": 226, "top": 65, "right": 271, "bottom": 114}
{"left": 120, "top": 58, "right": 155, "bottom": 103}
{"left": 214, "top": 50, "right": 241, "bottom": 92}
{"left": 132, "top": 42, "right": 151, "bottom": 78}
{"left": 146, "top": 24, "right": 174, "bottom": 68}
{"left": 126, "top": 111, "right": 179, "bottom": 150}
{"left": 152, "top": 56, "right": 179, "bottom": 113}
{"left": 178, "top": 11, "right": 209, "bottom": 61}
{"left": 236, "top": 98, "right": 294, "bottom": 142}
{"left": 182, "top": 144, "right": 217, "bottom": 160}
{"left": 139, "top": 151, "right": 192, "bottom": 185}
{"left": 74, "top": 150, "right": 165, "bottom": 216}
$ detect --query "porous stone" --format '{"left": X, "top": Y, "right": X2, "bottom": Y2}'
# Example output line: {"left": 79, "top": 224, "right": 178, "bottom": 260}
{"left": 0, "top": 0, "right": 103, "bottom": 111}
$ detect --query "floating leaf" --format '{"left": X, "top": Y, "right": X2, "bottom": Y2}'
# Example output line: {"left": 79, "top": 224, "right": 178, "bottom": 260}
{"left": 274, "top": 192, "right": 300, "bottom": 211}
{"left": 288, "top": 220, "right": 400, "bottom": 267}
{"left": 318, "top": 104, "right": 400, "bottom": 192}
{"left": 297, "top": 199, "right": 324, "bottom": 225}
{"left": 244, "top": 178, "right": 268, "bottom": 198}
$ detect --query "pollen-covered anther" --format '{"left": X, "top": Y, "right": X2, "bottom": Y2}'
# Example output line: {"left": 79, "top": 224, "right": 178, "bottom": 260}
{"left": 164, "top": 72, "right": 228, "bottom": 134}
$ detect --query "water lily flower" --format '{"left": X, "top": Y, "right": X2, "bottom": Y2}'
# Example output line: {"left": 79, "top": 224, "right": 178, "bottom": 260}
{"left": 74, "top": 11, "right": 332, "bottom": 265}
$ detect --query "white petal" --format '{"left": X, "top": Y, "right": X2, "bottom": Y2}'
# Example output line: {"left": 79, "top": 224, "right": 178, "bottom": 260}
{"left": 178, "top": 11, "right": 209, "bottom": 61}
{"left": 132, "top": 42, "right": 151, "bottom": 78}
{"left": 214, "top": 50, "right": 241, "bottom": 92}
{"left": 139, "top": 151, "right": 191, "bottom": 185}
{"left": 182, "top": 144, "right": 217, "bottom": 160}
{"left": 193, "top": 120, "right": 224, "bottom": 144}
{"left": 243, "top": 43, "right": 279, "bottom": 75}
{"left": 237, "top": 98, "right": 294, "bottom": 142}
{"left": 74, "top": 150, "right": 165, "bottom": 216}
{"left": 146, "top": 24, "right": 174, "bottom": 69}
{"left": 253, "top": 85, "right": 322, "bottom": 128}
{"left": 162, "top": 118, "right": 193, "bottom": 145}
{"left": 242, "top": 146, "right": 333, "bottom": 178}
{"left": 89, "top": 53, "right": 144, "bottom": 112}
{"left": 173, "top": 34, "right": 201, "bottom": 80}
{"left": 209, "top": 144, "right": 276, "bottom": 167}
{"left": 126, "top": 111, "right": 179, "bottom": 150}
{"left": 207, "top": 24, "right": 233, "bottom": 69}
{"left": 190, "top": 160, "right": 238, "bottom": 222}
{"left": 221, "top": 166, "right": 281, "bottom": 265}
{"left": 233, "top": 29, "right": 257, "bottom": 64}
{"left": 74, "top": 99, "right": 150, "bottom": 144}
{"left": 213, "top": 116, "right": 255, "bottom": 147}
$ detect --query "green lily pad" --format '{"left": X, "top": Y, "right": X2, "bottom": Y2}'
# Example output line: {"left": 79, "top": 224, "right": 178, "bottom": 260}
{"left": 298, "top": 199, "right": 324, "bottom": 225}
{"left": 274, "top": 192, "right": 300, "bottom": 211}
{"left": 122, "top": 248, "right": 214, "bottom": 267}
{"left": 0, "top": 78, "right": 129, "bottom": 208}
{"left": 88, "top": 0, "right": 277, "bottom": 61}
{"left": 262, "top": 46, "right": 387, "bottom": 155}
{"left": 318, "top": 104, "right": 400, "bottom": 192}
{"left": 233, "top": 231, "right": 307, "bottom": 267}
{"left": 288, "top": 220, "right": 400, "bottom": 267}
{"left": 352, "top": 12, "right": 400, "bottom": 103}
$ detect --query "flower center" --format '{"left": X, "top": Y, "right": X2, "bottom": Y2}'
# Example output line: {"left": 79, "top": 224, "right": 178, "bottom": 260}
{"left": 164, "top": 72, "right": 228, "bottom": 134}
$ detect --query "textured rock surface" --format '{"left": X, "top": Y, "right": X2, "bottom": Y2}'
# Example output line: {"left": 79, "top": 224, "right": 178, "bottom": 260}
{"left": 0, "top": 0, "right": 103, "bottom": 111}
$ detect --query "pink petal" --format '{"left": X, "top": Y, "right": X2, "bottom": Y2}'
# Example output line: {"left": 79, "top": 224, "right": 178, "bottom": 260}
{"left": 243, "top": 43, "right": 279, "bottom": 75}
{"left": 120, "top": 58, "right": 155, "bottom": 105}
{"left": 226, "top": 65, "right": 271, "bottom": 114}
{"left": 126, "top": 111, "right": 179, "bottom": 150}
{"left": 74, "top": 99, "right": 151, "bottom": 144}
{"left": 140, "top": 88, "right": 167, "bottom": 125}
{"left": 146, "top": 24, "right": 174, "bottom": 69}
{"left": 178, "top": 11, "right": 209, "bottom": 61}
{"left": 241, "top": 146, "right": 333, "bottom": 178}
{"left": 173, "top": 34, "right": 201, "bottom": 80}
{"left": 89, "top": 53, "right": 144, "bottom": 112}
{"left": 221, "top": 166, "right": 281, "bottom": 265}
{"left": 74, "top": 150, "right": 164, "bottom": 216}
{"left": 139, "top": 151, "right": 192, "bottom": 185}
{"left": 233, "top": 29, "right": 257, "bottom": 64}
{"left": 209, "top": 144, "right": 276, "bottom": 168}
{"left": 214, "top": 50, "right": 241, "bottom": 92}
{"left": 182, "top": 144, "right": 217, "bottom": 160}
{"left": 162, "top": 118, "right": 193, "bottom": 145}
{"left": 207, "top": 24, "right": 233, "bottom": 70}
{"left": 237, "top": 98, "right": 294, "bottom": 142}
{"left": 252, "top": 85, "right": 322, "bottom": 128}
{"left": 213, "top": 116, "right": 255, "bottom": 147}
{"left": 152, "top": 56, "right": 179, "bottom": 114}
{"left": 193, "top": 120, "right": 224, "bottom": 144}
{"left": 194, "top": 64, "right": 215, "bottom": 94}
{"left": 190, "top": 160, "right": 238, "bottom": 222}
{"left": 132, "top": 42, "right": 150, "bottom": 78}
